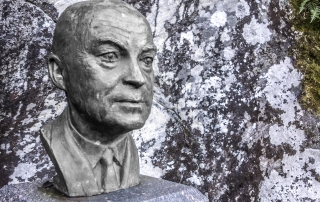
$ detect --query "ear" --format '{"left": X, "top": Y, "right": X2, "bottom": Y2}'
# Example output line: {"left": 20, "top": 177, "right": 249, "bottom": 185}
{"left": 48, "top": 54, "right": 66, "bottom": 90}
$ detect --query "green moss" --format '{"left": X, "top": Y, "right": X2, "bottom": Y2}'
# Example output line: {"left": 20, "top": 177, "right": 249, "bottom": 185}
{"left": 290, "top": 0, "right": 320, "bottom": 115}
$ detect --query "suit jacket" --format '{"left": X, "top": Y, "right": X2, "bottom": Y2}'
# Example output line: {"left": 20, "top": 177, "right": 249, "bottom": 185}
{"left": 40, "top": 108, "right": 140, "bottom": 196}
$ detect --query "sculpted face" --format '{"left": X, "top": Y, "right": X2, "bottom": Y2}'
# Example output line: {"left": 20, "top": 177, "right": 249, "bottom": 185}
{"left": 52, "top": 4, "right": 156, "bottom": 140}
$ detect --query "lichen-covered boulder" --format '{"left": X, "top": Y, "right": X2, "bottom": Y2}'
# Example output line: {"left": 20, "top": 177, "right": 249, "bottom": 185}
{"left": 0, "top": 0, "right": 64, "bottom": 188}
{"left": 1, "top": 0, "right": 320, "bottom": 201}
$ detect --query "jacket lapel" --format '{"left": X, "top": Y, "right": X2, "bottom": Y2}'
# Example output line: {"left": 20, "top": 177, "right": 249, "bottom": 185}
{"left": 42, "top": 109, "right": 101, "bottom": 196}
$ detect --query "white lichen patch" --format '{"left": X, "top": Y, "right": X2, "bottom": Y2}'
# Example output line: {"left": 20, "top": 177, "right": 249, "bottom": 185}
{"left": 1, "top": 143, "right": 12, "bottom": 155}
{"left": 191, "top": 42, "right": 210, "bottom": 62}
{"left": 223, "top": 46, "right": 235, "bottom": 61}
{"left": 199, "top": 0, "right": 217, "bottom": 10}
{"left": 16, "top": 143, "right": 36, "bottom": 159}
{"left": 180, "top": 31, "right": 194, "bottom": 44}
{"left": 210, "top": 11, "right": 227, "bottom": 27}
{"left": 215, "top": 114, "right": 230, "bottom": 133}
{"left": 26, "top": 103, "right": 36, "bottom": 111}
{"left": 268, "top": 124, "right": 305, "bottom": 151}
{"left": 259, "top": 149, "right": 320, "bottom": 201}
{"left": 220, "top": 28, "right": 231, "bottom": 42}
{"left": 191, "top": 119, "right": 205, "bottom": 134}
{"left": 187, "top": 173, "right": 203, "bottom": 186}
{"left": 9, "top": 162, "right": 38, "bottom": 184}
{"left": 257, "top": 58, "right": 302, "bottom": 126}
{"left": 220, "top": 64, "right": 236, "bottom": 92}
{"left": 216, "top": 0, "right": 238, "bottom": 13}
{"left": 235, "top": 0, "right": 250, "bottom": 19}
{"left": 242, "top": 17, "right": 272, "bottom": 45}
{"left": 252, "top": 58, "right": 320, "bottom": 200}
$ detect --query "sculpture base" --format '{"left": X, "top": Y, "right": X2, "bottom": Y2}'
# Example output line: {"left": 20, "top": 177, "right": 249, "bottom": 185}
{"left": 0, "top": 175, "right": 208, "bottom": 202}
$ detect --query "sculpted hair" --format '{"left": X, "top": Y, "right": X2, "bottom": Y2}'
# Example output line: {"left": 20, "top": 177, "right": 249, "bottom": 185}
{"left": 51, "top": 0, "right": 141, "bottom": 65}
{"left": 51, "top": 2, "right": 94, "bottom": 63}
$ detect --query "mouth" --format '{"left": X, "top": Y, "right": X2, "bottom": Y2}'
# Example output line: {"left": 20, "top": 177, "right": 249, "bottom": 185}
{"left": 115, "top": 99, "right": 145, "bottom": 104}
{"left": 113, "top": 99, "right": 146, "bottom": 114}
{"left": 113, "top": 97, "right": 147, "bottom": 109}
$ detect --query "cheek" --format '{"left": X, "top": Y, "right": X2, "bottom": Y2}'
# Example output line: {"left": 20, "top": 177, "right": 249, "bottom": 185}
{"left": 146, "top": 73, "right": 154, "bottom": 95}
{"left": 83, "top": 93, "right": 112, "bottom": 122}
{"left": 65, "top": 70, "right": 97, "bottom": 107}
{"left": 144, "top": 71, "right": 154, "bottom": 88}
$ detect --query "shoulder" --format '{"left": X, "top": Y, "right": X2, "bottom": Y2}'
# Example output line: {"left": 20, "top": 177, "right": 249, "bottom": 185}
{"left": 40, "top": 109, "right": 68, "bottom": 147}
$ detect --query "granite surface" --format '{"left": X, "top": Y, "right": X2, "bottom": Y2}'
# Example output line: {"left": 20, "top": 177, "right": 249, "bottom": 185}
{"left": 1, "top": 0, "right": 320, "bottom": 201}
{"left": 0, "top": 175, "right": 208, "bottom": 202}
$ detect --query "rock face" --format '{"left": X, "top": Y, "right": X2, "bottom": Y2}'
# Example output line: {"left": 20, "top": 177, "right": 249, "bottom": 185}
{"left": 0, "top": 0, "right": 64, "bottom": 189}
{"left": 1, "top": 0, "right": 320, "bottom": 201}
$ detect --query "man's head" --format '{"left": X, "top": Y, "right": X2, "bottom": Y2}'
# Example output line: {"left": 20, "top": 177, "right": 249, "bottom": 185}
{"left": 48, "top": 0, "right": 156, "bottom": 140}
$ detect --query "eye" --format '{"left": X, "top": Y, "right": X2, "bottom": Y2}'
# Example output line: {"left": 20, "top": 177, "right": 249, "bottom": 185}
{"left": 100, "top": 52, "right": 118, "bottom": 62}
{"left": 141, "top": 57, "right": 153, "bottom": 66}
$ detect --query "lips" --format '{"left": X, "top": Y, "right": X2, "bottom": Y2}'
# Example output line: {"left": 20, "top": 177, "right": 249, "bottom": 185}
{"left": 113, "top": 96, "right": 147, "bottom": 110}
{"left": 113, "top": 95, "right": 146, "bottom": 104}
{"left": 113, "top": 98, "right": 146, "bottom": 114}
{"left": 117, "top": 99, "right": 143, "bottom": 103}
{"left": 115, "top": 99, "right": 145, "bottom": 104}
{"left": 110, "top": 93, "right": 151, "bottom": 113}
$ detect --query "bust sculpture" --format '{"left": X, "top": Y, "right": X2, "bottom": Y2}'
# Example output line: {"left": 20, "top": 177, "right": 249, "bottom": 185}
{"left": 40, "top": 0, "right": 156, "bottom": 197}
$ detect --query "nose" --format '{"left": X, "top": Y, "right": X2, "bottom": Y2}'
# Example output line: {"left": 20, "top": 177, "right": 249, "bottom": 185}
{"left": 123, "top": 58, "right": 146, "bottom": 88}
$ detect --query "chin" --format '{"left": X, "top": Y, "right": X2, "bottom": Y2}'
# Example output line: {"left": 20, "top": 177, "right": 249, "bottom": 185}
{"left": 121, "top": 119, "right": 146, "bottom": 130}
{"left": 98, "top": 113, "right": 147, "bottom": 132}
{"left": 114, "top": 116, "right": 147, "bottom": 131}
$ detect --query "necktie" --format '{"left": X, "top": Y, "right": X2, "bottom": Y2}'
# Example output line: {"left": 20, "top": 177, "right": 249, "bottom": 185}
{"left": 100, "top": 148, "right": 119, "bottom": 191}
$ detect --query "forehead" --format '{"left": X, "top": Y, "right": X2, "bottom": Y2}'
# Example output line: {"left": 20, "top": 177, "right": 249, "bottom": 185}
{"left": 86, "top": 6, "right": 154, "bottom": 49}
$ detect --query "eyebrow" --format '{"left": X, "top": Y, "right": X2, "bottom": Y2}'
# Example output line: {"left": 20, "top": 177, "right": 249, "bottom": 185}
{"left": 141, "top": 44, "right": 157, "bottom": 53}
{"left": 94, "top": 37, "right": 128, "bottom": 51}
{"left": 92, "top": 37, "right": 157, "bottom": 54}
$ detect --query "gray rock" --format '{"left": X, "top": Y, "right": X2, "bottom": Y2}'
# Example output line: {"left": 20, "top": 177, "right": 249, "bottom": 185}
{"left": 0, "top": 0, "right": 61, "bottom": 188}
{"left": 0, "top": 175, "right": 208, "bottom": 202}
{"left": 2, "top": 0, "right": 320, "bottom": 201}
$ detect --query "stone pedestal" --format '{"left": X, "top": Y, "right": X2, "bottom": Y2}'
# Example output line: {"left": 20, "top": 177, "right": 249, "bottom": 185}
{"left": 0, "top": 175, "right": 208, "bottom": 202}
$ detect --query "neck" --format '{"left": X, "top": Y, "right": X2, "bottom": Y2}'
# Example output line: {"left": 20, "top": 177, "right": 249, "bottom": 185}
{"left": 67, "top": 104, "right": 128, "bottom": 144}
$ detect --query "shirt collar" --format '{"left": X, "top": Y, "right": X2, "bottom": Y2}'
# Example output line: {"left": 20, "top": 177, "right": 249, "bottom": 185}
{"left": 66, "top": 108, "right": 130, "bottom": 169}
